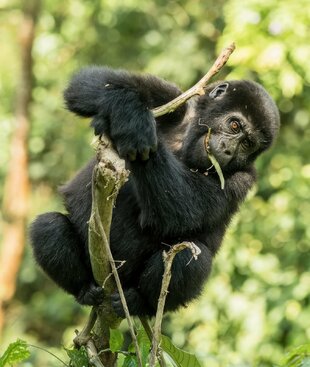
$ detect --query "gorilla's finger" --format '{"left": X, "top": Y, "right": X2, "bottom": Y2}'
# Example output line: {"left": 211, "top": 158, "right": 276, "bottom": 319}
{"left": 150, "top": 144, "right": 157, "bottom": 153}
{"left": 128, "top": 149, "right": 137, "bottom": 161}
{"left": 140, "top": 147, "right": 150, "bottom": 161}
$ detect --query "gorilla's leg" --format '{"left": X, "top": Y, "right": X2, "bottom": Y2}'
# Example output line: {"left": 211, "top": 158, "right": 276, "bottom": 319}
{"left": 112, "top": 242, "right": 213, "bottom": 317}
{"left": 30, "top": 212, "right": 103, "bottom": 305}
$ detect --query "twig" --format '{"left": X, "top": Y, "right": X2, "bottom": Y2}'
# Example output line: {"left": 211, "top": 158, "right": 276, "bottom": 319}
{"left": 151, "top": 42, "right": 235, "bottom": 117}
{"left": 73, "top": 307, "right": 97, "bottom": 347}
{"left": 28, "top": 344, "right": 69, "bottom": 367}
{"left": 149, "top": 242, "right": 201, "bottom": 367}
{"left": 203, "top": 127, "right": 225, "bottom": 189}
{"left": 86, "top": 339, "right": 105, "bottom": 367}
{"left": 140, "top": 317, "right": 166, "bottom": 367}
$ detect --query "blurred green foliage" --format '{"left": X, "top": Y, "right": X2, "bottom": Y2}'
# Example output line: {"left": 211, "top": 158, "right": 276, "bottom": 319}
{"left": 0, "top": 339, "right": 30, "bottom": 366}
{"left": 0, "top": 0, "right": 309, "bottom": 366}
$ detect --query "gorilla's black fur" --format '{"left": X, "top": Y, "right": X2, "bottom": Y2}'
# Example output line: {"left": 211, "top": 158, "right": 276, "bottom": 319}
{"left": 30, "top": 67, "right": 280, "bottom": 317}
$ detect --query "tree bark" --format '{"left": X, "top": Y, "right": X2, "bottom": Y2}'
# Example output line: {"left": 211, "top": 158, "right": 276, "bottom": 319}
{"left": 0, "top": 0, "right": 40, "bottom": 336}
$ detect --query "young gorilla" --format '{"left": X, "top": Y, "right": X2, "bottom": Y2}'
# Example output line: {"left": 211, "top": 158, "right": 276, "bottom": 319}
{"left": 30, "top": 67, "right": 280, "bottom": 317}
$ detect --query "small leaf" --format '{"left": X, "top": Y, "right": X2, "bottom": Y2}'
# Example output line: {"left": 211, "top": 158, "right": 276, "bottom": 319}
{"left": 0, "top": 339, "right": 30, "bottom": 367}
{"left": 109, "top": 328, "right": 124, "bottom": 353}
{"left": 65, "top": 346, "right": 89, "bottom": 367}
{"left": 122, "top": 355, "right": 138, "bottom": 367}
{"left": 137, "top": 328, "right": 151, "bottom": 366}
{"left": 280, "top": 344, "right": 310, "bottom": 367}
{"left": 161, "top": 335, "right": 202, "bottom": 367}
{"left": 208, "top": 153, "right": 225, "bottom": 189}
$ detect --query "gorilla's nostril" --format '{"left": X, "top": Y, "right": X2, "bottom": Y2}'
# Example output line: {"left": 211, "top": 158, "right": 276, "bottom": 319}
{"left": 221, "top": 141, "right": 231, "bottom": 156}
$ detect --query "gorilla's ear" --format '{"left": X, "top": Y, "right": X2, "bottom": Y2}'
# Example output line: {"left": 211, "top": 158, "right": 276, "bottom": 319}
{"left": 209, "top": 83, "right": 229, "bottom": 99}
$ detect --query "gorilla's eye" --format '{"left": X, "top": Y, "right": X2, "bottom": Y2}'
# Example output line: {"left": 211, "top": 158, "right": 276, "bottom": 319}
{"left": 230, "top": 119, "right": 241, "bottom": 133}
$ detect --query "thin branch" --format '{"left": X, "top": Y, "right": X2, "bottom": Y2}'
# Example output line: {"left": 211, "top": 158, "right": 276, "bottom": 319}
{"left": 86, "top": 339, "right": 105, "bottom": 367}
{"left": 149, "top": 242, "right": 201, "bottom": 367}
{"left": 74, "top": 307, "right": 97, "bottom": 347}
{"left": 151, "top": 42, "right": 235, "bottom": 117}
{"left": 28, "top": 344, "right": 69, "bottom": 367}
{"left": 140, "top": 317, "right": 166, "bottom": 367}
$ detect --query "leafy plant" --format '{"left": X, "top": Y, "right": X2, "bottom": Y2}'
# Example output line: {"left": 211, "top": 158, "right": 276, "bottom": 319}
{"left": 0, "top": 339, "right": 30, "bottom": 367}
{"left": 161, "top": 335, "right": 202, "bottom": 367}
{"left": 108, "top": 328, "right": 202, "bottom": 367}
{"left": 280, "top": 344, "right": 310, "bottom": 367}
{"left": 65, "top": 346, "right": 89, "bottom": 367}
{"left": 110, "top": 328, "right": 125, "bottom": 353}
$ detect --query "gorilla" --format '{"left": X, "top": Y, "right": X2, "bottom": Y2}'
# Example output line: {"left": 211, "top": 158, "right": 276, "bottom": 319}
{"left": 30, "top": 66, "right": 280, "bottom": 317}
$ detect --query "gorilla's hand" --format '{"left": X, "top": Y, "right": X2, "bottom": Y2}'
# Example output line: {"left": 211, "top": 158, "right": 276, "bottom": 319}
{"left": 76, "top": 283, "right": 104, "bottom": 306}
{"left": 64, "top": 67, "right": 158, "bottom": 161}
{"left": 91, "top": 88, "right": 157, "bottom": 161}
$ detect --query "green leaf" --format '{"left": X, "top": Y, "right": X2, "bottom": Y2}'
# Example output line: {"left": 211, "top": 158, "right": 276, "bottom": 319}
{"left": 0, "top": 339, "right": 30, "bottom": 367}
{"left": 204, "top": 128, "right": 225, "bottom": 190}
{"left": 65, "top": 346, "right": 89, "bottom": 367}
{"left": 109, "top": 328, "right": 124, "bottom": 353}
{"left": 137, "top": 328, "right": 151, "bottom": 366}
{"left": 127, "top": 342, "right": 135, "bottom": 354}
{"left": 208, "top": 153, "right": 225, "bottom": 189}
{"left": 280, "top": 344, "right": 310, "bottom": 367}
{"left": 161, "top": 335, "right": 202, "bottom": 367}
{"left": 122, "top": 355, "right": 138, "bottom": 367}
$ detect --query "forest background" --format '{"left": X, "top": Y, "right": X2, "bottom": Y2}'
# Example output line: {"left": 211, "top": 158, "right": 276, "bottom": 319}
{"left": 0, "top": 0, "right": 309, "bottom": 366}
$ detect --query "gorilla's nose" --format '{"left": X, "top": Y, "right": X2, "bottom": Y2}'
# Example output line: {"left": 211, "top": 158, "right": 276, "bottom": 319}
{"left": 221, "top": 141, "right": 233, "bottom": 157}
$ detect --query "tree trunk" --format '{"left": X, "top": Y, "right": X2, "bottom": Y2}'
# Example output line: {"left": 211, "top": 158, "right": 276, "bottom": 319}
{"left": 0, "top": 0, "right": 40, "bottom": 337}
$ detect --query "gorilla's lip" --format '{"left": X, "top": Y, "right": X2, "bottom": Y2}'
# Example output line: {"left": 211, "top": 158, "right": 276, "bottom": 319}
{"left": 204, "top": 130, "right": 212, "bottom": 154}
{"left": 204, "top": 146, "right": 226, "bottom": 189}
{"left": 207, "top": 138, "right": 231, "bottom": 168}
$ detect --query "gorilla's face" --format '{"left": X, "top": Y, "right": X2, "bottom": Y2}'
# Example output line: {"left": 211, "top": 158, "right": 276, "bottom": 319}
{"left": 180, "top": 80, "right": 280, "bottom": 173}
{"left": 206, "top": 110, "right": 263, "bottom": 170}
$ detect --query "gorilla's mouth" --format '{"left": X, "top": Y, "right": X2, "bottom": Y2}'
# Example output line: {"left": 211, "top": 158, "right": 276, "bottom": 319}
{"left": 203, "top": 130, "right": 225, "bottom": 190}
{"left": 203, "top": 128, "right": 212, "bottom": 154}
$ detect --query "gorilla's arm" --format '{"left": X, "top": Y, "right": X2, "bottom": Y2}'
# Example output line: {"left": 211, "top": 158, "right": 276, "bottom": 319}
{"left": 129, "top": 141, "right": 256, "bottom": 237}
{"left": 64, "top": 66, "right": 186, "bottom": 127}
{"left": 64, "top": 66, "right": 187, "bottom": 160}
